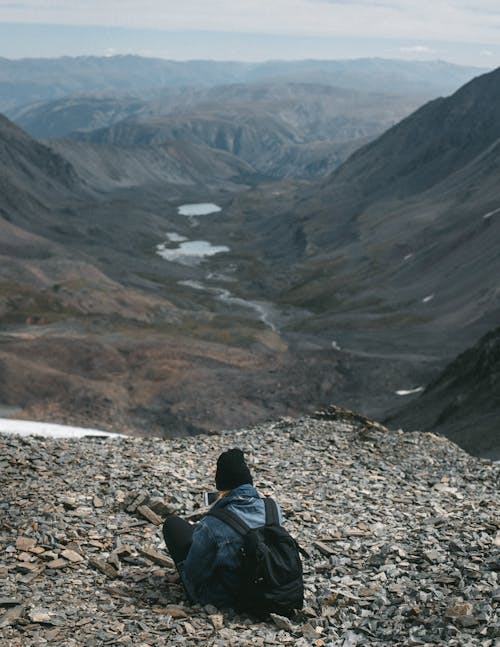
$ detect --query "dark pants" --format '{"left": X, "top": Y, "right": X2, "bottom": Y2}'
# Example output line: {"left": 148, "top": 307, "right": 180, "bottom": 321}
{"left": 162, "top": 514, "right": 194, "bottom": 567}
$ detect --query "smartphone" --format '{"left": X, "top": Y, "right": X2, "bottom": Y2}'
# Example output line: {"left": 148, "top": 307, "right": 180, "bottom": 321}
{"left": 203, "top": 491, "right": 219, "bottom": 506}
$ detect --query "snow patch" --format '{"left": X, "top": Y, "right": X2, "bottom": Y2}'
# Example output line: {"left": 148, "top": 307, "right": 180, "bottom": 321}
{"left": 422, "top": 294, "right": 434, "bottom": 303}
{"left": 0, "top": 418, "right": 128, "bottom": 439}
{"left": 482, "top": 206, "right": 500, "bottom": 220}
{"left": 395, "top": 387, "right": 424, "bottom": 396}
{"left": 166, "top": 232, "right": 188, "bottom": 243}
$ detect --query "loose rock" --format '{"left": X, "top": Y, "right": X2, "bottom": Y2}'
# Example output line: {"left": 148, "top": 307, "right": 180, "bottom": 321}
{"left": 1, "top": 415, "right": 498, "bottom": 646}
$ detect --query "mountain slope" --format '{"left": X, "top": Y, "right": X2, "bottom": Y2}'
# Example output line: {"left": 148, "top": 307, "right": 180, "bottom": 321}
{"left": 62, "top": 83, "right": 416, "bottom": 180}
{"left": 10, "top": 82, "right": 417, "bottom": 142}
{"left": 212, "top": 66, "right": 500, "bottom": 454}
{"left": 1, "top": 63, "right": 499, "bottom": 453}
{"left": 0, "top": 113, "right": 179, "bottom": 344}
{"left": 1, "top": 416, "right": 498, "bottom": 644}
{"left": 303, "top": 67, "right": 500, "bottom": 347}
{"left": 318, "top": 65, "right": 500, "bottom": 203}
{"left": 9, "top": 95, "right": 146, "bottom": 139}
{"left": 387, "top": 325, "right": 500, "bottom": 458}
{"left": 0, "top": 114, "right": 78, "bottom": 224}
{"left": 48, "top": 139, "right": 256, "bottom": 191}
{"left": 230, "top": 67, "right": 500, "bottom": 346}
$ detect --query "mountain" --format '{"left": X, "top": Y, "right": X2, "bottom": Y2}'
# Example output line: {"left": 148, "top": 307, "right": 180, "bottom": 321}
{"left": 0, "top": 56, "right": 484, "bottom": 113}
{"left": 213, "top": 66, "right": 500, "bottom": 453}
{"left": 243, "top": 58, "right": 488, "bottom": 96}
{"left": 303, "top": 65, "right": 500, "bottom": 347}
{"left": 7, "top": 82, "right": 423, "bottom": 181}
{"left": 68, "top": 108, "right": 362, "bottom": 182}
{"left": 0, "top": 56, "right": 252, "bottom": 112}
{"left": 387, "top": 325, "right": 500, "bottom": 458}
{"left": 3, "top": 58, "right": 485, "bottom": 183}
{"left": 0, "top": 113, "right": 72, "bottom": 182}
{"left": 48, "top": 139, "right": 256, "bottom": 191}
{"left": 59, "top": 83, "right": 418, "bottom": 180}
{"left": 0, "top": 113, "right": 179, "bottom": 326}
{"left": 0, "top": 113, "right": 77, "bottom": 224}
{"left": 1, "top": 64, "right": 499, "bottom": 456}
{"left": 318, "top": 64, "right": 500, "bottom": 203}
{"left": 9, "top": 95, "right": 146, "bottom": 140}
{"left": 228, "top": 66, "right": 500, "bottom": 345}
{"left": 10, "top": 82, "right": 420, "bottom": 141}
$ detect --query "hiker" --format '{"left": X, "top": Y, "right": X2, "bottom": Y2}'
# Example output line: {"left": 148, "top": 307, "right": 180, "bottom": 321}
{"left": 162, "top": 447, "right": 303, "bottom": 615}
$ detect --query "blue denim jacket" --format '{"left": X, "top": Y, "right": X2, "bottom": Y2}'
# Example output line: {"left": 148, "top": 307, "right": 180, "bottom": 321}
{"left": 180, "top": 484, "right": 282, "bottom": 608}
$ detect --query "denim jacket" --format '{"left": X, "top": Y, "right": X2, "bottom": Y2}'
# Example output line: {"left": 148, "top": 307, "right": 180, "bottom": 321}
{"left": 180, "top": 484, "right": 282, "bottom": 608}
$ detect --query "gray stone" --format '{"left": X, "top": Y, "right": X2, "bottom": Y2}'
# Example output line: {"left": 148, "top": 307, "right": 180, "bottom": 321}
{"left": 29, "top": 608, "right": 55, "bottom": 624}
{"left": 1, "top": 416, "right": 498, "bottom": 646}
{"left": 0, "top": 605, "right": 24, "bottom": 628}
{"left": 209, "top": 614, "right": 224, "bottom": 630}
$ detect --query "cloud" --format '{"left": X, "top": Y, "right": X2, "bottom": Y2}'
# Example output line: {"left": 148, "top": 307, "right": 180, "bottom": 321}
{"left": 400, "top": 45, "right": 438, "bottom": 54}
{"left": 1, "top": 1, "right": 500, "bottom": 45}
{"left": 480, "top": 49, "right": 494, "bottom": 56}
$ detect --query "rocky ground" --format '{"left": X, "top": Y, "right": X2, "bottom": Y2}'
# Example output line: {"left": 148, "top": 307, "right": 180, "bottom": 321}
{"left": 1, "top": 408, "right": 499, "bottom": 646}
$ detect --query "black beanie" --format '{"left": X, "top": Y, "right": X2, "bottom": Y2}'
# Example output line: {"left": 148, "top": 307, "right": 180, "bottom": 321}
{"left": 215, "top": 448, "right": 253, "bottom": 491}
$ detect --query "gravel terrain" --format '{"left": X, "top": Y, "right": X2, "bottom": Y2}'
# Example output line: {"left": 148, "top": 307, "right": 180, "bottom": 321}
{"left": 1, "top": 408, "right": 499, "bottom": 646}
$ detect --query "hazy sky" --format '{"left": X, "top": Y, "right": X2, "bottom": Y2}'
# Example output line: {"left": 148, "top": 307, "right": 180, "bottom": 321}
{"left": 1, "top": 0, "right": 499, "bottom": 67}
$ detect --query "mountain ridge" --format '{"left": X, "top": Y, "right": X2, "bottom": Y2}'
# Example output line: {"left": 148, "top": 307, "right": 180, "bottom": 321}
{"left": 319, "top": 66, "right": 500, "bottom": 202}
{"left": 0, "top": 56, "right": 485, "bottom": 113}
{"left": 225, "top": 66, "right": 500, "bottom": 346}
{"left": 0, "top": 113, "right": 82, "bottom": 231}
{"left": 207, "top": 66, "right": 500, "bottom": 454}
{"left": 1, "top": 414, "right": 498, "bottom": 644}
{"left": 28, "top": 82, "right": 422, "bottom": 181}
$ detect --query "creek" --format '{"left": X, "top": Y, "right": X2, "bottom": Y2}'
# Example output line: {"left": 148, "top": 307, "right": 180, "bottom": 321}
{"left": 156, "top": 202, "right": 282, "bottom": 331}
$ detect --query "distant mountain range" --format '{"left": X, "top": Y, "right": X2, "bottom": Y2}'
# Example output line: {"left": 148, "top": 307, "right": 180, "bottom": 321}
{"left": 2, "top": 56, "right": 485, "bottom": 182}
{"left": 50, "top": 83, "right": 416, "bottom": 181}
{"left": 0, "top": 56, "right": 485, "bottom": 113}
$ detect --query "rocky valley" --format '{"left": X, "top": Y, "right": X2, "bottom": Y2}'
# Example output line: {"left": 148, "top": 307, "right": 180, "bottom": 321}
{"left": 0, "top": 56, "right": 499, "bottom": 458}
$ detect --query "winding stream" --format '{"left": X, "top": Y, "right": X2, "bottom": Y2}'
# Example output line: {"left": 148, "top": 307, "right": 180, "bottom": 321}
{"left": 156, "top": 202, "right": 309, "bottom": 333}
{"left": 156, "top": 202, "right": 281, "bottom": 331}
{"left": 179, "top": 280, "right": 279, "bottom": 332}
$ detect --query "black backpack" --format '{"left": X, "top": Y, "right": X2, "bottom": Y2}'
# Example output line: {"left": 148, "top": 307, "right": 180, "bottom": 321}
{"left": 208, "top": 497, "right": 304, "bottom": 617}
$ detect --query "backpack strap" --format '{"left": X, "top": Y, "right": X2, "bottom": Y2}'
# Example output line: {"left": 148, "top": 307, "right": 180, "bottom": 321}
{"left": 264, "top": 498, "right": 280, "bottom": 526}
{"left": 262, "top": 498, "right": 309, "bottom": 558}
{"left": 208, "top": 498, "right": 280, "bottom": 533}
{"left": 207, "top": 508, "right": 250, "bottom": 536}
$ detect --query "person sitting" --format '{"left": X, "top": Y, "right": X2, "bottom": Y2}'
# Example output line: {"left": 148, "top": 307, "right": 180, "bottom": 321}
{"left": 162, "top": 447, "right": 283, "bottom": 609}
